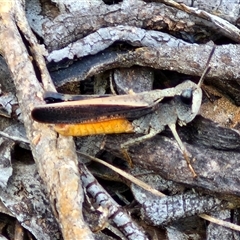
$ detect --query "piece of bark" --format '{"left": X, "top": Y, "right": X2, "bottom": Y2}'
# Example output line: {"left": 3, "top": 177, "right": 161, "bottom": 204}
{"left": 104, "top": 115, "right": 240, "bottom": 198}
{"left": 0, "top": 56, "right": 15, "bottom": 93}
{"left": 50, "top": 44, "right": 240, "bottom": 105}
{"left": 50, "top": 44, "right": 236, "bottom": 83}
{"left": 26, "top": 0, "right": 240, "bottom": 51}
{"left": 145, "top": 0, "right": 240, "bottom": 24}
{"left": 206, "top": 210, "right": 240, "bottom": 240}
{"left": 155, "top": 0, "right": 240, "bottom": 42}
{"left": 0, "top": 162, "right": 61, "bottom": 240}
{"left": 113, "top": 66, "right": 154, "bottom": 94}
{"left": 47, "top": 26, "right": 190, "bottom": 62}
{"left": 0, "top": 137, "right": 14, "bottom": 188}
{"left": 27, "top": 0, "right": 199, "bottom": 51}
{"left": 80, "top": 162, "right": 150, "bottom": 240}
{"left": 132, "top": 189, "right": 229, "bottom": 226}
{"left": 0, "top": 2, "right": 93, "bottom": 239}
{"left": 165, "top": 216, "right": 206, "bottom": 240}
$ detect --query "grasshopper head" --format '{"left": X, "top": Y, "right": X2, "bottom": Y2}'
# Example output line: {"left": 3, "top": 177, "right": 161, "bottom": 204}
{"left": 174, "top": 80, "right": 202, "bottom": 126}
{"left": 174, "top": 46, "right": 214, "bottom": 126}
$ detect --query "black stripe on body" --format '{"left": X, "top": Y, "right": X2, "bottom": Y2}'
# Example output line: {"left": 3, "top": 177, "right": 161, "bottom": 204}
{"left": 31, "top": 104, "right": 156, "bottom": 124}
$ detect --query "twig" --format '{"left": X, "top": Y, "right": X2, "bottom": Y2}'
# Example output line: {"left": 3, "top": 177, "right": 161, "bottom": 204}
{"left": 0, "top": 1, "right": 93, "bottom": 239}
{"left": 200, "top": 213, "right": 240, "bottom": 232}
{"left": 160, "top": 0, "right": 240, "bottom": 42}
{"left": 78, "top": 151, "right": 165, "bottom": 197}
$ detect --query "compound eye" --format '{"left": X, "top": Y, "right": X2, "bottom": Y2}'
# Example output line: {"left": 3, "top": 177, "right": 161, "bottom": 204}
{"left": 180, "top": 88, "right": 193, "bottom": 105}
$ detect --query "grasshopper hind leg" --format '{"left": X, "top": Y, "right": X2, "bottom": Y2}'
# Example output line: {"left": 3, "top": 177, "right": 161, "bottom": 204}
{"left": 120, "top": 111, "right": 166, "bottom": 167}
{"left": 120, "top": 128, "right": 161, "bottom": 167}
{"left": 121, "top": 129, "right": 160, "bottom": 150}
{"left": 120, "top": 109, "right": 166, "bottom": 151}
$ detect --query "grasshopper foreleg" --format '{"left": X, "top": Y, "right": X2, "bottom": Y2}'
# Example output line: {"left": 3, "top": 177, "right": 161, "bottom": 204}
{"left": 168, "top": 123, "right": 197, "bottom": 177}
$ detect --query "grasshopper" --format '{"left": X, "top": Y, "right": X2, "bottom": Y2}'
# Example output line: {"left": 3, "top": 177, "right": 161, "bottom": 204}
{"left": 32, "top": 47, "right": 215, "bottom": 176}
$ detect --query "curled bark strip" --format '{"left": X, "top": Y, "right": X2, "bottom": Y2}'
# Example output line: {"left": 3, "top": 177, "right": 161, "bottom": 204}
{"left": 47, "top": 26, "right": 190, "bottom": 62}
{"left": 36, "top": 0, "right": 240, "bottom": 51}
{"left": 50, "top": 44, "right": 240, "bottom": 105}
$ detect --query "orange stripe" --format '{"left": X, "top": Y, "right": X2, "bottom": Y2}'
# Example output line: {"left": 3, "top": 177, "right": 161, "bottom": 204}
{"left": 54, "top": 118, "right": 134, "bottom": 136}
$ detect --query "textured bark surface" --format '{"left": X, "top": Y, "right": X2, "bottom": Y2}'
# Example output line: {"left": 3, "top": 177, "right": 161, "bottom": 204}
{"left": 26, "top": 0, "right": 240, "bottom": 51}
{"left": 0, "top": 0, "right": 240, "bottom": 239}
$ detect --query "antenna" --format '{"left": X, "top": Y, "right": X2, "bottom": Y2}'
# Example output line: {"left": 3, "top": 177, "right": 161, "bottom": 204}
{"left": 197, "top": 46, "right": 216, "bottom": 88}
